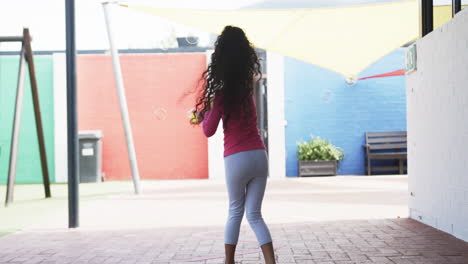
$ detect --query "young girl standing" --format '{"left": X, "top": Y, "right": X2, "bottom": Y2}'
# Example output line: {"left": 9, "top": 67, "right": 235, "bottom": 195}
{"left": 191, "top": 26, "right": 276, "bottom": 264}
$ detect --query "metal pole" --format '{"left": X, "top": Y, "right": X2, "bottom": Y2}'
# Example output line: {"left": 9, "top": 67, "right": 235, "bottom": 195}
{"left": 65, "top": 0, "right": 79, "bottom": 228}
{"left": 0, "top": 36, "right": 24, "bottom": 42}
{"left": 420, "top": 0, "right": 434, "bottom": 37}
{"left": 102, "top": 2, "right": 141, "bottom": 194}
{"left": 5, "top": 44, "right": 26, "bottom": 207}
{"left": 452, "top": 0, "right": 461, "bottom": 17}
{"left": 24, "top": 28, "right": 52, "bottom": 199}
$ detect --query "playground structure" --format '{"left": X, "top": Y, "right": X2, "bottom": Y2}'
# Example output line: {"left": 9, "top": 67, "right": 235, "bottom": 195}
{"left": 1, "top": 28, "right": 51, "bottom": 206}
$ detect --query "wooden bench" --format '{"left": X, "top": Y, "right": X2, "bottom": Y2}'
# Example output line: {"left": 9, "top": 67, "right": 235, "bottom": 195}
{"left": 364, "top": 132, "right": 407, "bottom": 175}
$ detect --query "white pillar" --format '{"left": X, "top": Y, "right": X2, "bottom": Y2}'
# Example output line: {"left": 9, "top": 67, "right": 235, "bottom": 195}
{"left": 266, "top": 51, "right": 286, "bottom": 178}
{"left": 53, "top": 53, "right": 68, "bottom": 183}
{"left": 208, "top": 123, "right": 225, "bottom": 180}
{"left": 206, "top": 50, "right": 225, "bottom": 180}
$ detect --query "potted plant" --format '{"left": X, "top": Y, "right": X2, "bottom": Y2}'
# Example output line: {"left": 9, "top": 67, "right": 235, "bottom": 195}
{"left": 297, "top": 136, "right": 344, "bottom": 176}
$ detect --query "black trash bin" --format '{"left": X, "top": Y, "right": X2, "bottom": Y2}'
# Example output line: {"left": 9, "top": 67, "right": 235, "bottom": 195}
{"left": 78, "top": 130, "right": 103, "bottom": 183}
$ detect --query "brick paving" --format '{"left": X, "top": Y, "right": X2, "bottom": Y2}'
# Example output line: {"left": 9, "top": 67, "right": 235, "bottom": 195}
{"left": 1, "top": 218, "right": 467, "bottom": 264}
{"left": 1, "top": 177, "right": 467, "bottom": 263}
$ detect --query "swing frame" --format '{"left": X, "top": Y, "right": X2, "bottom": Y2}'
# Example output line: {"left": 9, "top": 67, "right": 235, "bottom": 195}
{"left": 1, "top": 28, "right": 51, "bottom": 206}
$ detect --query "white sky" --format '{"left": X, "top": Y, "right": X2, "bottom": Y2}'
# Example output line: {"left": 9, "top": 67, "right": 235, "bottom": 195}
{"left": 0, "top": 0, "right": 466, "bottom": 51}
{"left": 0, "top": 0, "right": 216, "bottom": 51}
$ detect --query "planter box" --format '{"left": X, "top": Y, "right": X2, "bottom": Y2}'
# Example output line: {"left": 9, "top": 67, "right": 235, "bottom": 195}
{"left": 299, "top": 160, "right": 337, "bottom": 177}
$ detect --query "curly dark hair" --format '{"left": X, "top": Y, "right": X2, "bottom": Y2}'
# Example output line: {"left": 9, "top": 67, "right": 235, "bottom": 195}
{"left": 192, "top": 25, "right": 262, "bottom": 126}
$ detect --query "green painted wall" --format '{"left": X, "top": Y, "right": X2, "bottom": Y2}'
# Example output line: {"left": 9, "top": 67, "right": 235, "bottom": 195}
{"left": 0, "top": 55, "right": 55, "bottom": 184}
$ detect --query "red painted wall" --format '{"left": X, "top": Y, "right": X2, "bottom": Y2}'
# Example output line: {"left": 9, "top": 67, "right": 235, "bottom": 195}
{"left": 77, "top": 53, "right": 208, "bottom": 180}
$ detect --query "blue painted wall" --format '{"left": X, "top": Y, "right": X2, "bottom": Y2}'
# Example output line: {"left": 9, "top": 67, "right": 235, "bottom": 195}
{"left": 284, "top": 48, "right": 407, "bottom": 176}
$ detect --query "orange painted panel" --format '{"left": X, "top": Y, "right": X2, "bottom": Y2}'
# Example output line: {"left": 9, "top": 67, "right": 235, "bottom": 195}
{"left": 77, "top": 53, "right": 208, "bottom": 180}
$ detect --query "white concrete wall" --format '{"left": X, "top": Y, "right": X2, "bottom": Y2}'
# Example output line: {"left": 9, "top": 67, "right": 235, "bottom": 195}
{"left": 207, "top": 121, "right": 225, "bottom": 180}
{"left": 266, "top": 51, "right": 286, "bottom": 178}
{"left": 205, "top": 50, "right": 225, "bottom": 180}
{"left": 53, "top": 53, "right": 68, "bottom": 183}
{"left": 406, "top": 8, "right": 468, "bottom": 242}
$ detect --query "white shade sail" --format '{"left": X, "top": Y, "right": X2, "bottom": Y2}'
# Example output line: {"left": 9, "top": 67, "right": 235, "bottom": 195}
{"left": 123, "top": 1, "right": 459, "bottom": 78}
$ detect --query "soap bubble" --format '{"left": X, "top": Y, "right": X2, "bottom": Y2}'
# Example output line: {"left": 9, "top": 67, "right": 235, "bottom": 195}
{"left": 345, "top": 77, "right": 357, "bottom": 86}
{"left": 153, "top": 107, "right": 167, "bottom": 120}
{"left": 159, "top": 40, "right": 171, "bottom": 51}
{"left": 321, "top": 89, "right": 333, "bottom": 104}
{"left": 185, "top": 36, "right": 199, "bottom": 45}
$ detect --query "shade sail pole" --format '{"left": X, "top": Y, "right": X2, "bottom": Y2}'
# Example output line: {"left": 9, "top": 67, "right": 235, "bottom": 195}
{"left": 102, "top": 2, "right": 141, "bottom": 194}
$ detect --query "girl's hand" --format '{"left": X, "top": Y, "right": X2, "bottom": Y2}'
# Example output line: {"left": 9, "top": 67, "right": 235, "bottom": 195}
{"left": 187, "top": 108, "right": 200, "bottom": 124}
{"left": 191, "top": 112, "right": 200, "bottom": 124}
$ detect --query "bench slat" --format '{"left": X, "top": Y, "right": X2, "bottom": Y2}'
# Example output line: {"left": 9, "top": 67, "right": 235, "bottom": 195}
{"left": 366, "top": 132, "right": 407, "bottom": 137}
{"left": 368, "top": 153, "right": 407, "bottom": 159}
{"left": 371, "top": 166, "right": 406, "bottom": 172}
{"left": 367, "top": 137, "right": 407, "bottom": 144}
{"left": 368, "top": 143, "right": 407, "bottom": 150}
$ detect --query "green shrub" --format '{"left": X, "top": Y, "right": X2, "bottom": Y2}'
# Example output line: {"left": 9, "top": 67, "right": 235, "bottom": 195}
{"left": 297, "top": 136, "right": 344, "bottom": 161}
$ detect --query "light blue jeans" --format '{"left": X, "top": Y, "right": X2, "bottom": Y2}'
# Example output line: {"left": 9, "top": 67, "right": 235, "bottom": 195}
{"left": 224, "top": 149, "right": 272, "bottom": 246}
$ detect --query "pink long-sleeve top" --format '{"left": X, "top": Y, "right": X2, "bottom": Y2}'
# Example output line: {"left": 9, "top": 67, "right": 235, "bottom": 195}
{"left": 202, "top": 94, "right": 265, "bottom": 157}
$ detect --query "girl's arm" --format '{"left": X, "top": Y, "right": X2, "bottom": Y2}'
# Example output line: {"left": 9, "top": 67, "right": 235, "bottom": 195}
{"left": 202, "top": 96, "right": 222, "bottom": 137}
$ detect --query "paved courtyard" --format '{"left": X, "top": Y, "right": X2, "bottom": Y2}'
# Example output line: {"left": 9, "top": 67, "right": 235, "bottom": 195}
{"left": 1, "top": 176, "right": 468, "bottom": 263}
